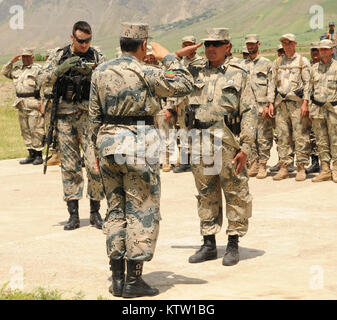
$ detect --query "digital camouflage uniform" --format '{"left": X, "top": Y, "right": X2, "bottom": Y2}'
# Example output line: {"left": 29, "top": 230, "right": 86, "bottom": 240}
{"left": 40, "top": 45, "right": 105, "bottom": 202}
{"left": 1, "top": 55, "right": 45, "bottom": 153}
{"left": 88, "top": 46, "right": 193, "bottom": 260}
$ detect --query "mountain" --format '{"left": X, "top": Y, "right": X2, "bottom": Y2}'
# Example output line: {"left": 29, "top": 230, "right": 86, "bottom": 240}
{"left": 0, "top": 0, "right": 336, "bottom": 62}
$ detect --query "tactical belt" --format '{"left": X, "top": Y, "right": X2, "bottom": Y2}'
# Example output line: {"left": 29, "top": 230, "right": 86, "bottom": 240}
{"left": 16, "top": 91, "right": 40, "bottom": 98}
{"left": 311, "top": 96, "right": 337, "bottom": 107}
{"left": 103, "top": 115, "right": 154, "bottom": 125}
{"left": 194, "top": 119, "right": 217, "bottom": 129}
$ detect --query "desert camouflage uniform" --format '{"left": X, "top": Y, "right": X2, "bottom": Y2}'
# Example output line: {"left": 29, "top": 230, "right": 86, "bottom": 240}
{"left": 242, "top": 55, "right": 273, "bottom": 164}
{"left": 1, "top": 60, "right": 45, "bottom": 152}
{"left": 88, "top": 53, "right": 193, "bottom": 260}
{"left": 268, "top": 53, "right": 311, "bottom": 165}
{"left": 188, "top": 58, "right": 256, "bottom": 237}
{"left": 309, "top": 58, "right": 337, "bottom": 164}
{"left": 39, "top": 46, "right": 105, "bottom": 202}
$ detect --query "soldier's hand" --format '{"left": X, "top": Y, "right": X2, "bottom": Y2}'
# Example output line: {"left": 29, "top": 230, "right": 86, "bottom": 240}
{"left": 54, "top": 56, "right": 80, "bottom": 76}
{"left": 300, "top": 101, "right": 309, "bottom": 118}
{"left": 232, "top": 151, "right": 248, "bottom": 175}
{"left": 262, "top": 106, "right": 270, "bottom": 119}
{"left": 11, "top": 55, "right": 21, "bottom": 63}
{"left": 150, "top": 42, "right": 170, "bottom": 61}
{"left": 95, "top": 157, "right": 100, "bottom": 174}
{"left": 175, "top": 43, "right": 203, "bottom": 58}
{"left": 268, "top": 103, "right": 275, "bottom": 118}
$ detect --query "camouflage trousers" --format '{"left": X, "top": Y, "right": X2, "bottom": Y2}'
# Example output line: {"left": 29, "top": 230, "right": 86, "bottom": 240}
{"left": 100, "top": 155, "right": 161, "bottom": 261}
{"left": 56, "top": 109, "right": 104, "bottom": 202}
{"left": 275, "top": 100, "right": 311, "bottom": 165}
{"left": 191, "top": 145, "right": 252, "bottom": 237}
{"left": 309, "top": 129, "right": 318, "bottom": 156}
{"left": 312, "top": 110, "right": 337, "bottom": 164}
{"left": 18, "top": 108, "right": 45, "bottom": 151}
{"left": 249, "top": 114, "right": 274, "bottom": 163}
{"left": 175, "top": 102, "right": 190, "bottom": 162}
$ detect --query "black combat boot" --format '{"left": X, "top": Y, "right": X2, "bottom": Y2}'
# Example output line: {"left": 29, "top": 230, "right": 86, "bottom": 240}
{"left": 173, "top": 163, "right": 192, "bottom": 173}
{"left": 269, "top": 162, "right": 280, "bottom": 172}
{"left": 188, "top": 235, "right": 217, "bottom": 263}
{"left": 89, "top": 200, "right": 103, "bottom": 229}
{"left": 122, "top": 261, "right": 159, "bottom": 298}
{"left": 222, "top": 235, "right": 239, "bottom": 266}
{"left": 33, "top": 151, "right": 43, "bottom": 165}
{"left": 305, "top": 155, "right": 320, "bottom": 174}
{"left": 64, "top": 200, "right": 80, "bottom": 230}
{"left": 19, "top": 149, "right": 35, "bottom": 165}
{"left": 109, "top": 258, "right": 125, "bottom": 297}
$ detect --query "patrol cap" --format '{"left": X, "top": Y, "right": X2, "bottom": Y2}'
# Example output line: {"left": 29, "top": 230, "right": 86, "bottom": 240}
{"left": 280, "top": 33, "right": 296, "bottom": 42}
{"left": 319, "top": 39, "right": 334, "bottom": 49}
{"left": 182, "top": 35, "right": 196, "bottom": 44}
{"left": 277, "top": 44, "right": 284, "bottom": 51}
{"left": 21, "top": 48, "right": 34, "bottom": 56}
{"left": 202, "top": 28, "right": 231, "bottom": 41}
{"left": 329, "top": 21, "right": 335, "bottom": 26}
{"left": 310, "top": 42, "right": 320, "bottom": 50}
{"left": 245, "top": 34, "right": 259, "bottom": 44}
{"left": 242, "top": 46, "right": 249, "bottom": 54}
{"left": 120, "top": 22, "right": 151, "bottom": 40}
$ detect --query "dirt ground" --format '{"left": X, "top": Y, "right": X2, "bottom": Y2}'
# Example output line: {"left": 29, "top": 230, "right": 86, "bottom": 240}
{"left": 0, "top": 146, "right": 337, "bottom": 300}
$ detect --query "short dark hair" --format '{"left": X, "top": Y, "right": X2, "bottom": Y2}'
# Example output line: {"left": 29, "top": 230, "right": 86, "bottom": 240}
{"left": 72, "top": 21, "right": 92, "bottom": 35}
{"left": 120, "top": 37, "right": 145, "bottom": 53}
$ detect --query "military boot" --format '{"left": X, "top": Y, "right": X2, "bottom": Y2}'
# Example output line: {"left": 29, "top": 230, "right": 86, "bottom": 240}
{"left": 288, "top": 160, "right": 296, "bottom": 173}
{"left": 188, "top": 235, "right": 217, "bottom": 263}
{"left": 33, "top": 151, "right": 43, "bottom": 165}
{"left": 312, "top": 161, "right": 331, "bottom": 182}
{"left": 269, "top": 160, "right": 280, "bottom": 172}
{"left": 332, "top": 162, "right": 337, "bottom": 183}
{"left": 90, "top": 200, "right": 103, "bottom": 229}
{"left": 162, "top": 152, "right": 171, "bottom": 172}
{"left": 109, "top": 258, "right": 125, "bottom": 297}
{"left": 19, "top": 149, "right": 35, "bottom": 165}
{"left": 295, "top": 163, "right": 306, "bottom": 181}
{"left": 64, "top": 200, "right": 80, "bottom": 230}
{"left": 173, "top": 163, "right": 191, "bottom": 173}
{"left": 122, "top": 261, "right": 159, "bottom": 298}
{"left": 47, "top": 150, "right": 61, "bottom": 166}
{"left": 256, "top": 161, "right": 268, "bottom": 179}
{"left": 222, "top": 235, "right": 240, "bottom": 266}
{"left": 247, "top": 159, "right": 259, "bottom": 177}
{"left": 305, "top": 155, "right": 320, "bottom": 174}
{"left": 273, "top": 162, "right": 289, "bottom": 181}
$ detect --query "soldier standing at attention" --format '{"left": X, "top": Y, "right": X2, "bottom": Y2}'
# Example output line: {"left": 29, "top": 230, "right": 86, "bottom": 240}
{"left": 40, "top": 21, "right": 105, "bottom": 230}
{"left": 268, "top": 34, "right": 311, "bottom": 181}
{"left": 2, "top": 48, "right": 45, "bottom": 165}
{"left": 181, "top": 28, "right": 256, "bottom": 267}
{"left": 88, "top": 23, "right": 193, "bottom": 298}
{"left": 309, "top": 40, "right": 337, "bottom": 183}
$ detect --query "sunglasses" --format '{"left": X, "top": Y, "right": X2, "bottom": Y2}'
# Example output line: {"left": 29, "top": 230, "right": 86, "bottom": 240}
{"left": 73, "top": 33, "right": 92, "bottom": 44}
{"left": 204, "top": 41, "right": 229, "bottom": 47}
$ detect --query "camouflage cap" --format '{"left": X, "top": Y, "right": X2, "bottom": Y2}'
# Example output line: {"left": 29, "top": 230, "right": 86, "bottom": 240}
{"left": 329, "top": 21, "right": 335, "bottom": 26}
{"left": 310, "top": 41, "right": 320, "bottom": 50}
{"left": 242, "top": 46, "right": 249, "bottom": 54}
{"left": 120, "top": 22, "right": 151, "bottom": 40}
{"left": 21, "top": 48, "right": 34, "bottom": 56}
{"left": 245, "top": 34, "right": 259, "bottom": 44}
{"left": 280, "top": 33, "right": 296, "bottom": 42}
{"left": 319, "top": 39, "right": 334, "bottom": 49}
{"left": 182, "top": 35, "right": 196, "bottom": 44}
{"left": 277, "top": 44, "right": 284, "bottom": 51}
{"left": 202, "top": 28, "right": 230, "bottom": 41}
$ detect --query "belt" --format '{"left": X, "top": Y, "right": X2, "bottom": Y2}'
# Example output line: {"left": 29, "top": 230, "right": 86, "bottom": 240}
{"left": 311, "top": 96, "right": 337, "bottom": 107}
{"left": 194, "top": 119, "right": 217, "bottom": 129}
{"left": 103, "top": 115, "right": 154, "bottom": 125}
{"left": 16, "top": 91, "right": 39, "bottom": 98}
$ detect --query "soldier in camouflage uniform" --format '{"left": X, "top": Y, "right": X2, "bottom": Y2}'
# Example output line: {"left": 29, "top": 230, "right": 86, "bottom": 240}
{"left": 181, "top": 28, "right": 256, "bottom": 267}
{"left": 242, "top": 46, "right": 249, "bottom": 60}
{"left": 309, "top": 40, "right": 337, "bottom": 183}
{"left": 2, "top": 48, "right": 45, "bottom": 165}
{"left": 88, "top": 23, "right": 193, "bottom": 298}
{"left": 242, "top": 34, "right": 273, "bottom": 179}
{"left": 268, "top": 34, "right": 311, "bottom": 181}
{"left": 39, "top": 21, "right": 105, "bottom": 230}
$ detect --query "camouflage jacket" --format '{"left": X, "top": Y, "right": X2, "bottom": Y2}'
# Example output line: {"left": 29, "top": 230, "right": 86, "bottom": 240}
{"left": 241, "top": 55, "right": 272, "bottom": 113}
{"left": 188, "top": 59, "right": 257, "bottom": 156}
{"left": 224, "top": 54, "right": 243, "bottom": 68}
{"left": 39, "top": 45, "right": 105, "bottom": 115}
{"left": 1, "top": 61, "right": 42, "bottom": 111}
{"left": 309, "top": 58, "right": 337, "bottom": 118}
{"left": 88, "top": 53, "right": 194, "bottom": 158}
{"left": 268, "top": 53, "right": 311, "bottom": 105}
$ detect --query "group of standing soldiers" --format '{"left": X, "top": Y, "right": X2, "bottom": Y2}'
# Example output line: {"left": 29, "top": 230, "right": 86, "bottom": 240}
{"left": 2, "top": 20, "right": 337, "bottom": 299}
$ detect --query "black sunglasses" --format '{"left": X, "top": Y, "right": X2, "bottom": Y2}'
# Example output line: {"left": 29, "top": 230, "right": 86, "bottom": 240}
{"left": 204, "top": 41, "right": 229, "bottom": 47}
{"left": 73, "top": 33, "right": 92, "bottom": 44}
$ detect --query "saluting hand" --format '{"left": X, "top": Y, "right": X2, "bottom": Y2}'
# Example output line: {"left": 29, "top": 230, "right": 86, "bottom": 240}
{"left": 150, "top": 42, "right": 170, "bottom": 61}
{"left": 11, "top": 55, "right": 21, "bottom": 63}
{"left": 174, "top": 43, "right": 203, "bottom": 58}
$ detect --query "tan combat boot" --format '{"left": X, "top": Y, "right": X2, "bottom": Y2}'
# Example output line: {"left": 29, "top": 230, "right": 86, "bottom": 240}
{"left": 295, "top": 163, "right": 307, "bottom": 181}
{"left": 162, "top": 163, "right": 171, "bottom": 172}
{"left": 247, "top": 159, "right": 259, "bottom": 177}
{"left": 312, "top": 161, "right": 332, "bottom": 182}
{"left": 256, "top": 161, "right": 268, "bottom": 179}
{"left": 47, "top": 150, "right": 61, "bottom": 166}
{"left": 273, "top": 162, "right": 289, "bottom": 181}
{"left": 332, "top": 162, "right": 337, "bottom": 183}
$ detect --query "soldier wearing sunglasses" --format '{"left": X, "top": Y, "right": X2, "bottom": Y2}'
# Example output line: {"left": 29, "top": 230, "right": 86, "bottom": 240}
{"left": 39, "top": 21, "right": 105, "bottom": 231}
